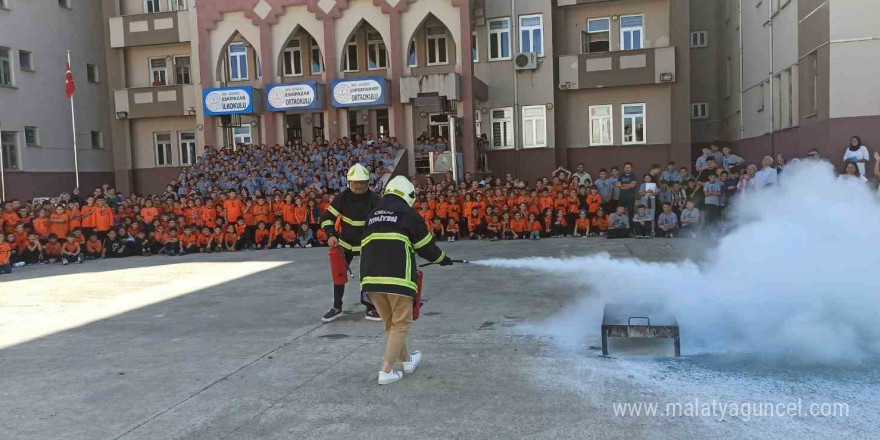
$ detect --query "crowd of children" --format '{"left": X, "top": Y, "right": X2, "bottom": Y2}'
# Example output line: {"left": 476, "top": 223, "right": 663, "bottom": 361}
{"left": 0, "top": 141, "right": 860, "bottom": 275}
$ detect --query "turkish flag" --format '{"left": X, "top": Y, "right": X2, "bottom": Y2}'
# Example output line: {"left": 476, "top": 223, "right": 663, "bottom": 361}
{"left": 65, "top": 61, "right": 75, "bottom": 99}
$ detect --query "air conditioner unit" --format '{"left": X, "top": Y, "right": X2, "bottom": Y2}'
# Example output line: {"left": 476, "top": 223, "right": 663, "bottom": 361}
{"left": 659, "top": 72, "right": 675, "bottom": 83}
{"left": 514, "top": 52, "right": 538, "bottom": 71}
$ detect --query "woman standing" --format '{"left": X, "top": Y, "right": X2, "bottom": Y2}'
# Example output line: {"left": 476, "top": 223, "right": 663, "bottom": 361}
{"left": 843, "top": 136, "right": 870, "bottom": 177}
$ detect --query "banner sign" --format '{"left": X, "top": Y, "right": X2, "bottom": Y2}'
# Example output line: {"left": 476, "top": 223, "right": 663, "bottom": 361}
{"left": 331, "top": 76, "right": 390, "bottom": 108}
{"left": 265, "top": 81, "right": 324, "bottom": 112}
{"left": 203, "top": 86, "right": 254, "bottom": 116}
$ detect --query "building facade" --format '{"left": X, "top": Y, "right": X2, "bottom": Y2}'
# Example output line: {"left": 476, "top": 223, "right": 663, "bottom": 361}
{"left": 3, "top": 0, "right": 880, "bottom": 200}
{"left": 0, "top": 0, "right": 115, "bottom": 200}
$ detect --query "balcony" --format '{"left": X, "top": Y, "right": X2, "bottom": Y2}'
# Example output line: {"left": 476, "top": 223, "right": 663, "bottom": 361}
{"left": 114, "top": 84, "right": 198, "bottom": 119}
{"left": 557, "top": 47, "right": 676, "bottom": 91}
{"left": 399, "top": 72, "right": 488, "bottom": 103}
{"left": 108, "top": 10, "right": 191, "bottom": 48}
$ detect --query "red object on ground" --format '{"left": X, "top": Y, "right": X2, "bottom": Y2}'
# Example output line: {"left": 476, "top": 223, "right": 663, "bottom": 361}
{"left": 413, "top": 269, "right": 424, "bottom": 320}
{"left": 328, "top": 247, "right": 348, "bottom": 285}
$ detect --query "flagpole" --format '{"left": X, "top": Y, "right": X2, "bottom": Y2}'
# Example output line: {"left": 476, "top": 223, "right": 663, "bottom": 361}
{"left": 67, "top": 50, "right": 80, "bottom": 188}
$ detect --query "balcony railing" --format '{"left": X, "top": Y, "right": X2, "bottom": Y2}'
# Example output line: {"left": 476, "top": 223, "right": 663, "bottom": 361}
{"left": 108, "top": 10, "right": 191, "bottom": 48}
{"left": 558, "top": 47, "right": 676, "bottom": 91}
{"left": 114, "top": 84, "right": 198, "bottom": 119}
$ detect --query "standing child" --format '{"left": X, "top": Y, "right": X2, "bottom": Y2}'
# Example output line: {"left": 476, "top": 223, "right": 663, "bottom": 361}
{"left": 680, "top": 201, "right": 701, "bottom": 237}
{"left": 63, "top": 233, "right": 85, "bottom": 264}
{"left": 702, "top": 174, "right": 722, "bottom": 227}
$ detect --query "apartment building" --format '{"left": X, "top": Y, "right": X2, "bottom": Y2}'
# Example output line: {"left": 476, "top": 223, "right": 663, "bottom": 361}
{"left": 103, "top": 0, "right": 199, "bottom": 195}
{"left": 0, "top": 0, "right": 115, "bottom": 200}
{"left": 694, "top": 0, "right": 880, "bottom": 166}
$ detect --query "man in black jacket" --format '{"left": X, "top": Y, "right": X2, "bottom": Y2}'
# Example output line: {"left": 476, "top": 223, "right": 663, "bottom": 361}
{"left": 319, "top": 164, "right": 382, "bottom": 322}
{"left": 360, "top": 176, "right": 453, "bottom": 385}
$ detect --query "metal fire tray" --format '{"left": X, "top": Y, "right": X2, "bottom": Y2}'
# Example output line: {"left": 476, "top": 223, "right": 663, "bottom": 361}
{"left": 601, "top": 303, "right": 680, "bottom": 357}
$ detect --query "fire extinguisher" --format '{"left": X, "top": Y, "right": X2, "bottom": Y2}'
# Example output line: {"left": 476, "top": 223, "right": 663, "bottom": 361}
{"left": 328, "top": 247, "right": 348, "bottom": 285}
{"left": 413, "top": 269, "right": 424, "bottom": 320}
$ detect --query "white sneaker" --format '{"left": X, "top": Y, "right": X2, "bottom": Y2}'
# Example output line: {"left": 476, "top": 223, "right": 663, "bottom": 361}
{"left": 378, "top": 370, "right": 403, "bottom": 385}
{"left": 403, "top": 351, "right": 422, "bottom": 374}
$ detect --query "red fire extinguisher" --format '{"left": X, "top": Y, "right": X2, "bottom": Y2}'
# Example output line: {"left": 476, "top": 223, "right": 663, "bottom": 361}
{"left": 328, "top": 247, "right": 348, "bottom": 285}
{"left": 413, "top": 269, "right": 424, "bottom": 320}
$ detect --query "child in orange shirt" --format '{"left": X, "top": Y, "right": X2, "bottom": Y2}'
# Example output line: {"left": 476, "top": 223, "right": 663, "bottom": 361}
{"left": 254, "top": 222, "right": 270, "bottom": 250}
{"left": 0, "top": 237, "right": 11, "bottom": 274}
{"left": 32, "top": 209, "right": 51, "bottom": 239}
{"left": 552, "top": 210, "right": 569, "bottom": 237}
{"left": 586, "top": 185, "right": 603, "bottom": 217}
{"left": 85, "top": 234, "right": 104, "bottom": 260}
{"left": 64, "top": 233, "right": 85, "bottom": 264}
{"left": 445, "top": 218, "right": 459, "bottom": 242}
{"left": 573, "top": 210, "right": 591, "bottom": 237}
{"left": 510, "top": 211, "right": 528, "bottom": 239}
{"left": 466, "top": 208, "right": 484, "bottom": 240}
{"left": 281, "top": 223, "right": 297, "bottom": 248}
{"left": 430, "top": 218, "right": 444, "bottom": 239}
{"left": 180, "top": 225, "right": 199, "bottom": 255}
{"left": 223, "top": 224, "right": 239, "bottom": 252}
{"left": 269, "top": 219, "right": 284, "bottom": 249}
{"left": 590, "top": 207, "right": 609, "bottom": 237}
{"left": 44, "top": 234, "right": 62, "bottom": 262}
{"left": 21, "top": 233, "right": 43, "bottom": 265}
{"left": 499, "top": 213, "right": 514, "bottom": 240}
{"left": 528, "top": 213, "right": 542, "bottom": 240}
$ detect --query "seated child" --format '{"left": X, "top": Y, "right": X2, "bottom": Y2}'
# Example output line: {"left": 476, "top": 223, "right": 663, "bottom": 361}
{"left": 606, "top": 206, "right": 630, "bottom": 239}
{"left": 631, "top": 205, "right": 654, "bottom": 239}
{"left": 656, "top": 202, "right": 679, "bottom": 238}
{"left": 590, "top": 207, "right": 609, "bottom": 237}
{"left": 445, "top": 218, "right": 460, "bottom": 242}
{"left": 573, "top": 211, "right": 591, "bottom": 237}
{"left": 63, "top": 233, "right": 85, "bottom": 264}
{"left": 85, "top": 234, "right": 104, "bottom": 260}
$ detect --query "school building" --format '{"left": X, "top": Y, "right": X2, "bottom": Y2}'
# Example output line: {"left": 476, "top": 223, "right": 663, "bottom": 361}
{"left": 1, "top": 0, "right": 879, "bottom": 200}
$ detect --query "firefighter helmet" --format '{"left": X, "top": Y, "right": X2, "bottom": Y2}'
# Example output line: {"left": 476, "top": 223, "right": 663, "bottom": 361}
{"left": 385, "top": 176, "right": 416, "bottom": 206}
{"left": 347, "top": 163, "right": 371, "bottom": 182}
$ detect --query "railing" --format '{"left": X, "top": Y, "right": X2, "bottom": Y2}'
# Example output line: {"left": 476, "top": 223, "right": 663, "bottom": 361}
{"left": 558, "top": 46, "right": 676, "bottom": 90}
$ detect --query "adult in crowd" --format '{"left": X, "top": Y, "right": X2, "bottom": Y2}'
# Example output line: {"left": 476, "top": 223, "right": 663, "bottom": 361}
{"left": 754, "top": 156, "right": 778, "bottom": 189}
{"left": 838, "top": 160, "right": 867, "bottom": 183}
{"left": 843, "top": 136, "right": 870, "bottom": 177}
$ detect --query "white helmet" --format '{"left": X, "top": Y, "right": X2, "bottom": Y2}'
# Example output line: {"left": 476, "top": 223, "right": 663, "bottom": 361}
{"left": 347, "top": 163, "right": 371, "bottom": 182}
{"left": 385, "top": 176, "right": 416, "bottom": 206}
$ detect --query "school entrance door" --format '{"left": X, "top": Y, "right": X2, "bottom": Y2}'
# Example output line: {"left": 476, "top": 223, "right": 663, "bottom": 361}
{"left": 286, "top": 114, "right": 302, "bottom": 142}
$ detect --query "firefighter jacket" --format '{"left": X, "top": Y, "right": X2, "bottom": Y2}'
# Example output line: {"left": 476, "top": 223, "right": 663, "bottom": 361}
{"left": 360, "top": 195, "right": 446, "bottom": 299}
{"left": 319, "top": 189, "right": 381, "bottom": 254}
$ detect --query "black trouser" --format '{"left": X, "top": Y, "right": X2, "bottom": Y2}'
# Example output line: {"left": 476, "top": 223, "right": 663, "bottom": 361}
{"left": 333, "top": 250, "right": 375, "bottom": 312}
{"left": 632, "top": 222, "right": 652, "bottom": 236}
{"left": 552, "top": 224, "right": 569, "bottom": 236}
{"left": 703, "top": 205, "right": 720, "bottom": 226}
{"left": 254, "top": 235, "right": 269, "bottom": 248}
{"left": 181, "top": 244, "right": 199, "bottom": 255}
{"left": 0, "top": 262, "right": 10, "bottom": 274}
{"left": 21, "top": 249, "right": 42, "bottom": 264}
{"left": 164, "top": 242, "right": 181, "bottom": 254}
{"left": 606, "top": 228, "right": 630, "bottom": 239}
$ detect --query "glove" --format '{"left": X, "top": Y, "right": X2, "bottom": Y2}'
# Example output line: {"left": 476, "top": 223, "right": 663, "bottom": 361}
{"left": 439, "top": 256, "right": 454, "bottom": 266}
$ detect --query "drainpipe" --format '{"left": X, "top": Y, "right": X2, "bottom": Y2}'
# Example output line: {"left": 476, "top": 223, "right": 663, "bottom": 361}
{"left": 767, "top": 0, "right": 775, "bottom": 156}
{"left": 512, "top": 0, "right": 520, "bottom": 176}
{"left": 738, "top": 0, "right": 745, "bottom": 143}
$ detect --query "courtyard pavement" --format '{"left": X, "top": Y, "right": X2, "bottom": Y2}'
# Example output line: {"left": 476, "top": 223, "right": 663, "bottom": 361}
{"left": 0, "top": 238, "right": 875, "bottom": 439}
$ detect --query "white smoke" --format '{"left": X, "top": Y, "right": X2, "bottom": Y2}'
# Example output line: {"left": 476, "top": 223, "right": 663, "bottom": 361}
{"left": 476, "top": 161, "right": 880, "bottom": 366}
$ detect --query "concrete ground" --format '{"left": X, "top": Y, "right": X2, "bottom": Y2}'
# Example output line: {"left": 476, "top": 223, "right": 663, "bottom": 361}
{"left": 0, "top": 238, "right": 876, "bottom": 439}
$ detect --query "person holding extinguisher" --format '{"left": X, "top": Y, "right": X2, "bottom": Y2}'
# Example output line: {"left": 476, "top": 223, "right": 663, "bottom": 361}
{"left": 320, "top": 163, "right": 382, "bottom": 323}
{"left": 360, "top": 176, "right": 453, "bottom": 385}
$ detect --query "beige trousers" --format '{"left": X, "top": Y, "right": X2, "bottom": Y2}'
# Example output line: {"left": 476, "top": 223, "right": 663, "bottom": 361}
{"left": 368, "top": 292, "right": 414, "bottom": 365}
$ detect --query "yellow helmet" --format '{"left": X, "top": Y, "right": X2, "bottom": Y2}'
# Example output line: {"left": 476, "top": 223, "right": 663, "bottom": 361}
{"left": 346, "top": 163, "right": 370, "bottom": 182}
{"left": 385, "top": 176, "right": 416, "bottom": 206}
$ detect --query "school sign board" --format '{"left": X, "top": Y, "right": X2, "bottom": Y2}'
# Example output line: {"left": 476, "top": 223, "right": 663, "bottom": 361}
{"left": 265, "top": 81, "right": 325, "bottom": 112}
{"left": 330, "top": 76, "right": 390, "bottom": 108}
{"left": 203, "top": 86, "right": 255, "bottom": 116}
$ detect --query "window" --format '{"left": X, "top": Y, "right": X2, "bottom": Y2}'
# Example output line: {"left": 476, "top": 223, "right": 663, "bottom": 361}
{"left": 407, "top": 40, "right": 417, "bottom": 67}
{"left": 426, "top": 26, "right": 448, "bottom": 66}
{"left": 0, "top": 131, "right": 19, "bottom": 170}
{"left": 367, "top": 31, "right": 387, "bottom": 70}
{"left": 519, "top": 14, "right": 543, "bottom": 56}
{"left": 757, "top": 83, "right": 765, "bottom": 112}
{"left": 58, "top": 0, "right": 71, "bottom": 9}
{"left": 19, "top": 50, "right": 33, "bottom": 71}
{"left": 310, "top": 38, "right": 323, "bottom": 74}
{"left": 581, "top": 18, "right": 610, "bottom": 53}
{"left": 620, "top": 15, "right": 644, "bottom": 51}
{"left": 145, "top": 0, "right": 160, "bottom": 13}
{"left": 589, "top": 105, "right": 613, "bottom": 146}
{"left": 691, "top": 102, "right": 708, "bottom": 119}
{"left": 808, "top": 51, "right": 818, "bottom": 115}
{"left": 490, "top": 108, "right": 514, "bottom": 149}
{"left": 283, "top": 39, "right": 303, "bottom": 76}
{"left": 233, "top": 126, "right": 252, "bottom": 145}
{"left": 343, "top": 37, "right": 358, "bottom": 72}
{"left": 488, "top": 18, "right": 511, "bottom": 61}
{"left": 228, "top": 43, "right": 248, "bottom": 81}
{"left": 91, "top": 131, "right": 103, "bottom": 150}
{"left": 0, "top": 47, "right": 12, "bottom": 86}
{"left": 168, "top": 0, "right": 187, "bottom": 11}
{"left": 312, "top": 113, "right": 325, "bottom": 139}
{"left": 174, "top": 56, "right": 190, "bottom": 84}
{"left": 522, "top": 105, "right": 547, "bottom": 148}
{"left": 150, "top": 57, "right": 168, "bottom": 86}
{"left": 179, "top": 132, "right": 197, "bottom": 166}
{"left": 24, "top": 126, "right": 39, "bottom": 147}
{"left": 690, "top": 31, "right": 708, "bottom": 48}
{"left": 622, "top": 104, "right": 646, "bottom": 144}
{"left": 87, "top": 63, "right": 99, "bottom": 83}
{"left": 472, "top": 32, "right": 479, "bottom": 62}
{"left": 155, "top": 133, "right": 173, "bottom": 166}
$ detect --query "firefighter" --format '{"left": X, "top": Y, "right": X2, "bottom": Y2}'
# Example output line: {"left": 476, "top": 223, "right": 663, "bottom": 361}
{"left": 320, "top": 163, "right": 382, "bottom": 323}
{"left": 360, "top": 176, "right": 453, "bottom": 385}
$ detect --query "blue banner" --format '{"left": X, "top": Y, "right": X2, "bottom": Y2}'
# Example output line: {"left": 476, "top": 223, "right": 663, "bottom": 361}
{"left": 266, "top": 81, "right": 324, "bottom": 112}
{"left": 330, "top": 76, "right": 390, "bottom": 108}
{"left": 203, "top": 86, "right": 254, "bottom": 116}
